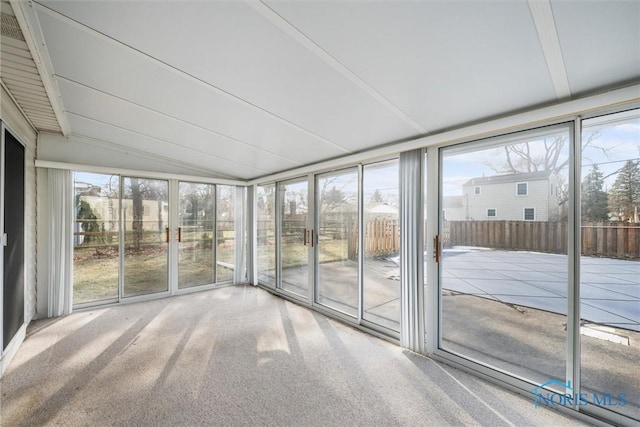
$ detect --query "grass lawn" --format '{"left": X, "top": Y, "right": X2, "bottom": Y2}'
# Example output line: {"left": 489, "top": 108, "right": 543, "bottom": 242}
{"left": 74, "top": 235, "right": 364, "bottom": 304}
{"left": 73, "top": 243, "right": 236, "bottom": 304}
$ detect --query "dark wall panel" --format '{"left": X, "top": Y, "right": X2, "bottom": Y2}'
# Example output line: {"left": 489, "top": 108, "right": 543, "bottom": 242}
{"left": 3, "top": 130, "right": 25, "bottom": 350}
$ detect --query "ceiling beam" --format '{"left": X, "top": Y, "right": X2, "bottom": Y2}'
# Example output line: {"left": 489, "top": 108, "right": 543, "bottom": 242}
{"left": 528, "top": 0, "right": 572, "bottom": 101}
{"left": 57, "top": 76, "right": 304, "bottom": 169}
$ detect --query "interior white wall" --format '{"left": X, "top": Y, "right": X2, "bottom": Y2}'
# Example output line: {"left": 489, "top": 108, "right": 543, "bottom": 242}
{"left": 0, "top": 84, "right": 38, "bottom": 374}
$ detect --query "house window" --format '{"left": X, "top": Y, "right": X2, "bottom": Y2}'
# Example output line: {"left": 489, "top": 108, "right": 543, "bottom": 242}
{"left": 516, "top": 182, "right": 528, "bottom": 196}
{"left": 524, "top": 208, "right": 535, "bottom": 221}
{"left": 474, "top": 186, "right": 481, "bottom": 195}
{"left": 487, "top": 208, "right": 497, "bottom": 218}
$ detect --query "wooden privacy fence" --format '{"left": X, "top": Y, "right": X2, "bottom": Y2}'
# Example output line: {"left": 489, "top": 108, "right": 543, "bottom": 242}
{"left": 258, "top": 218, "right": 400, "bottom": 258}
{"left": 444, "top": 220, "right": 640, "bottom": 260}
{"left": 581, "top": 223, "right": 640, "bottom": 259}
{"left": 348, "top": 218, "right": 400, "bottom": 258}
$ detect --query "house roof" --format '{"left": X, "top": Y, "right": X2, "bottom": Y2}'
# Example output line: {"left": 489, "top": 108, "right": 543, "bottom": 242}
{"left": 367, "top": 203, "right": 398, "bottom": 215}
{"left": 464, "top": 170, "right": 553, "bottom": 187}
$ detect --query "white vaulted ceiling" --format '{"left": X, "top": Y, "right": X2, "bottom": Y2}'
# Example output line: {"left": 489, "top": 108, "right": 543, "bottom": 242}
{"left": 5, "top": 0, "right": 640, "bottom": 180}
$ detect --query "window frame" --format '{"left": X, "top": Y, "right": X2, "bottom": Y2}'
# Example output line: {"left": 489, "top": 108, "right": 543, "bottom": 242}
{"left": 516, "top": 182, "right": 528, "bottom": 196}
{"left": 523, "top": 207, "right": 535, "bottom": 221}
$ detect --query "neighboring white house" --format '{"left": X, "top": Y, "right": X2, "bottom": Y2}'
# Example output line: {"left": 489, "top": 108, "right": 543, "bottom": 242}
{"left": 442, "top": 196, "right": 465, "bottom": 221}
{"left": 448, "top": 171, "right": 563, "bottom": 221}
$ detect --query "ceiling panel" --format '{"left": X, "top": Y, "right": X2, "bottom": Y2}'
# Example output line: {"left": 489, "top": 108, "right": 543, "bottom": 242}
{"left": 56, "top": 78, "right": 299, "bottom": 178}
{"left": 36, "top": 1, "right": 420, "bottom": 151}
{"left": 34, "top": 8, "right": 348, "bottom": 167}
{"left": 64, "top": 114, "right": 267, "bottom": 179}
{"left": 266, "top": 0, "right": 558, "bottom": 132}
{"left": 551, "top": 0, "right": 640, "bottom": 95}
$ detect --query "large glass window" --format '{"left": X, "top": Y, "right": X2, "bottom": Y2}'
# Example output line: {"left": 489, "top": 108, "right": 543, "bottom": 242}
{"left": 362, "top": 160, "right": 400, "bottom": 331}
{"left": 316, "top": 168, "right": 359, "bottom": 316}
{"left": 580, "top": 110, "right": 640, "bottom": 419}
{"left": 73, "top": 172, "right": 119, "bottom": 304}
{"left": 122, "top": 177, "right": 169, "bottom": 297}
{"left": 440, "top": 125, "right": 570, "bottom": 387}
{"left": 73, "top": 174, "right": 239, "bottom": 304}
{"left": 216, "top": 185, "right": 235, "bottom": 282}
{"left": 279, "top": 178, "right": 309, "bottom": 297}
{"left": 256, "top": 184, "right": 276, "bottom": 286}
{"left": 178, "top": 182, "right": 215, "bottom": 288}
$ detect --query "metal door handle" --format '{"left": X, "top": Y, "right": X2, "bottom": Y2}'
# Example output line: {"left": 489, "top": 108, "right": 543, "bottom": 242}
{"left": 178, "top": 227, "right": 182, "bottom": 242}
{"left": 165, "top": 227, "right": 170, "bottom": 243}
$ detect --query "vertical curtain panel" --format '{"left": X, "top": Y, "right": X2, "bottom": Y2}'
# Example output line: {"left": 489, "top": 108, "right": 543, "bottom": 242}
{"left": 47, "top": 168, "right": 73, "bottom": 317}
{"left": 234, "top": 186, "right": 247, "bottom": 284}
{"left": 399, "top": 149, "right": 425, "bottom": 352}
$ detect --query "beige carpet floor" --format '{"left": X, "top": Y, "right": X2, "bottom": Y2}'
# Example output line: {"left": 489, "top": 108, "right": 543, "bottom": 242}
{"left": 1, "top": 285, "right": 586, "bottom": 426}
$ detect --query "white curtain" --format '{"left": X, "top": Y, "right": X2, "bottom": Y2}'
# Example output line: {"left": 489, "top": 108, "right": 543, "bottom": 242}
{"left": 244, "top": 185, "right": 255, "bottom": 285}
{"left": 399, "top": 149, "right": 425, "bottom": 352}
{"left": 47, "top": 168, "right": 73, "bottom": 317}
{"left": 234, "top": 186, "right": 247, "bottom": 284}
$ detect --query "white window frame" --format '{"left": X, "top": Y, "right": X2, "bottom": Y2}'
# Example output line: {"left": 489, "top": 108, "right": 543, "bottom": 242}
{"left": 523, "top": 207, "right": 535, "bottom": 221}
{"left": 474, "top": 186, "right": 481, "bottom": 195}
{"left": 516, "top": 182, "right": 528, "bottom": 196}
{"left": 486, "top": 208, "right": 497, "bottom": 218}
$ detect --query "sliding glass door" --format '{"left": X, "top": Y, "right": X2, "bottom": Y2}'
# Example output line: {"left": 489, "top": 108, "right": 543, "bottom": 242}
{"left": 435, "top": 112, "right": 639, "bottom": 423}
{"left": 279, "top": 178, "right": 309, "bottom": 297}
{"left": 122, "top": 177, "right": 169, "bottom": 298}
{"left": 362, "top": 160, "right": 400, "bottom": 331}
{"left": 255, "top": 163, "right": 400, "bottom": 333}
{"left": 216, "top": 185, "right": 236, "bottom": 283}
{"left": 256, "top": 184, "right": 276, "bottom": 287}
{"left": 439, "top": 125, "right": 570, "bottom": 387}
{"left": 316, "top": 168, "right": 359, "bottom": 317}
{"left": 73, "top": 174, "right": 236, "bottom": 305}
{"left": 178, "top": 182, "right": 215, "bottom": 289}
{"left": 73, "top": 172, "right": 120, "bottom": 304}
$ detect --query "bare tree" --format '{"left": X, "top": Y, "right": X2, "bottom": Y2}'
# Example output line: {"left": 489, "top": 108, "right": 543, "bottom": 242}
{"left": 486, "top": 132, "right": 602, "bottom": 175}
{"left": 500, "top": 136, "right": 566, "bottom": 173}
{"left": 484, "top": 132, "right": 608, "bottom": 219}
{"left": 125, "top": 178, "right": 167, "bottom": 251}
